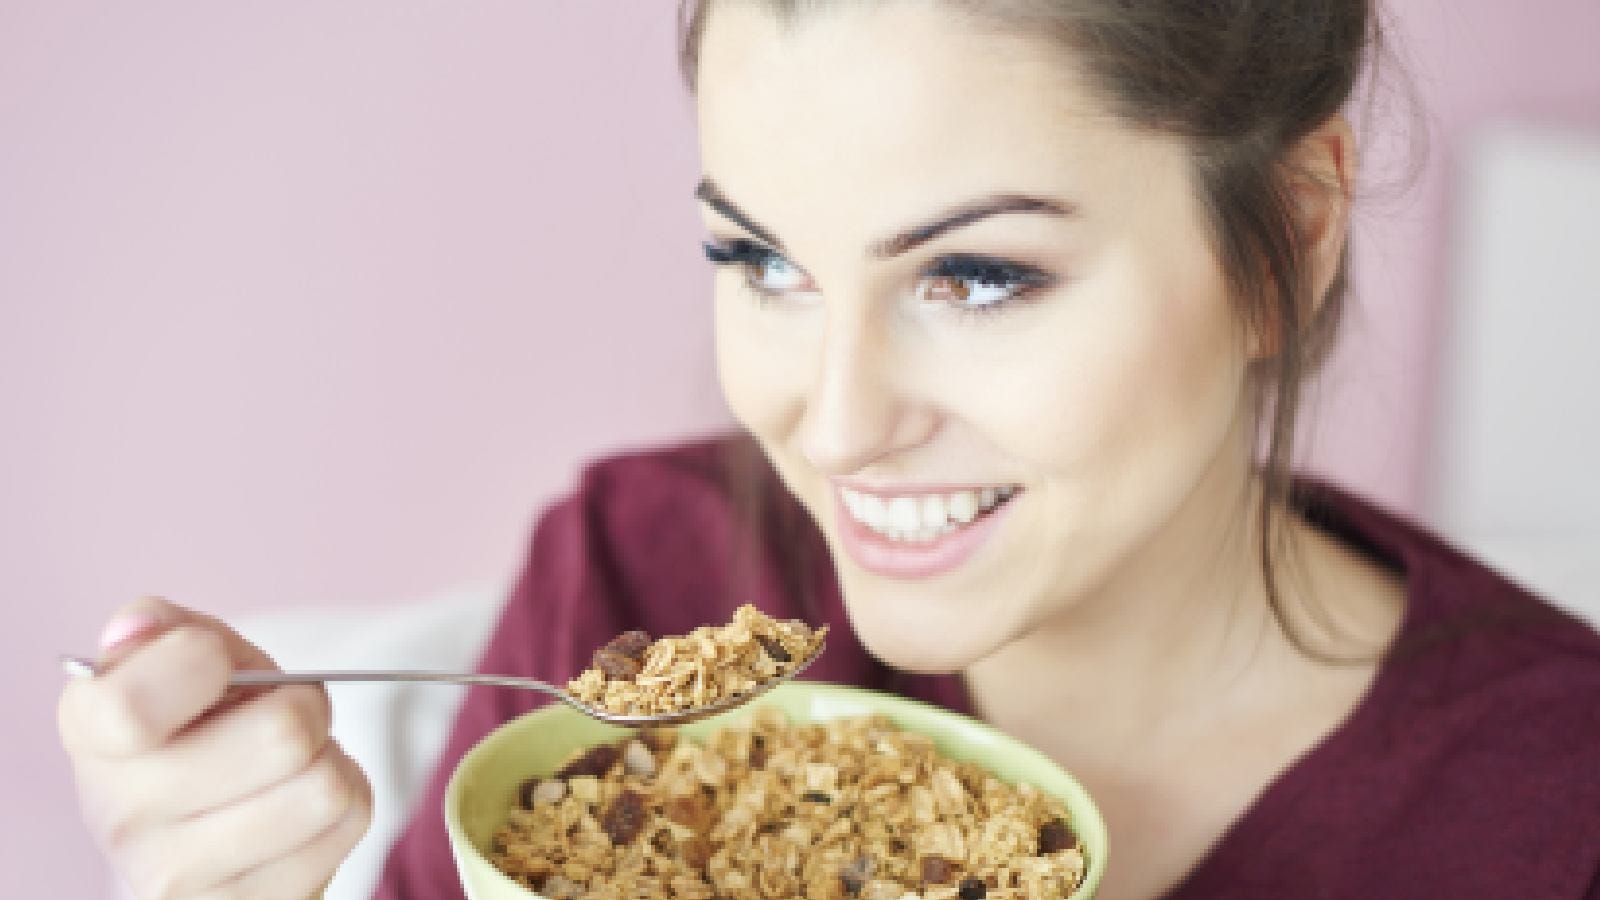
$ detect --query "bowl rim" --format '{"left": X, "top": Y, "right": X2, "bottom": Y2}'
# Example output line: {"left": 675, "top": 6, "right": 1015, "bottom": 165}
{"left": 445, "top": 680, "right": 1108, "bottom": 899}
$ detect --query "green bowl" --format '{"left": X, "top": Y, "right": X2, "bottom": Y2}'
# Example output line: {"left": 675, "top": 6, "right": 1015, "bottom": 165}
{"left": 445, "top": 681, "right": 1107, "bottom": 899}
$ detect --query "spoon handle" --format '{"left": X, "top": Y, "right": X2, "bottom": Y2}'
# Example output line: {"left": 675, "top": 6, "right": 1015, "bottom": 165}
{"left": 61, "top": 656, "right": 569, "bottom": 699}
{"left": 227, "top": 669, "right": 566, "bottom": 694}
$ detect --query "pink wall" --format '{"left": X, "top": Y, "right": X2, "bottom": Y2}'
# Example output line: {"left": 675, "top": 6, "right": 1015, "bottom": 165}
{"left": 1320, "top": 0, "right": 1600, "bottom": 509}
{"left": 2, "top": 1, "right": 1596, "bottom": 895}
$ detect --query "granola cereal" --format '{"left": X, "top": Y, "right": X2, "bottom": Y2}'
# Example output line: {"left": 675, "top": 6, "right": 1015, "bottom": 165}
{"left": 489, "top": 709, "right": 1087, "bottom": 899}
{"left": 567, "top": 605, "right": 828, "bottom": 716}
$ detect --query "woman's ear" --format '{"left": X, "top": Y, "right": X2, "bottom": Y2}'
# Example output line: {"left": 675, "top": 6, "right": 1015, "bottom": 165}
{"left": 1288, "top": 113, "right": 1357, "bottom": 320}
{"left": 1248, "top": 115, "right": 1357, "bottom": 362}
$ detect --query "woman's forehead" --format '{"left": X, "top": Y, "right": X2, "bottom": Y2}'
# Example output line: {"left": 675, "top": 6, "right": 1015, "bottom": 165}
{"left": 694, "top": 2, "right": 1091, "bottom": 135}
{"left": 692, "top": 4, "right": 1174, "bottom": 244}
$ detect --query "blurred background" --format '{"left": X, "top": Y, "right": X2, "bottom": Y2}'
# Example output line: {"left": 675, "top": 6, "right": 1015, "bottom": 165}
{"left": 2, "top": 0, "right": 1596, "bottom": 895}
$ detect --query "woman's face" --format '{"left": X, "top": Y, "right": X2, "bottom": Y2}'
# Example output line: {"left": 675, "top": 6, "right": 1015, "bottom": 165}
{"left": 696, "top": 2, "right": 1256, "bottom": 673}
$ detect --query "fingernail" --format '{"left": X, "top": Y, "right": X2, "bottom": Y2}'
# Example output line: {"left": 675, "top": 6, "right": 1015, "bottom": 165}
{"left": 98, "top": 612, "right": 163, "bottom": 652}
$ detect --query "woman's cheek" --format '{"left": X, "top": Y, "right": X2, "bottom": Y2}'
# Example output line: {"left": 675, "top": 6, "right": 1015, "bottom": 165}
{"left": 714, "top": 295, "right": 801, "bottom": 440}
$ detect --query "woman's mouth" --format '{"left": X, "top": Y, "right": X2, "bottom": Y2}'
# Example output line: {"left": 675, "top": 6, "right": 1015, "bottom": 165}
{"left": 833, "top": 483, "right": 1020, "bottom": 579}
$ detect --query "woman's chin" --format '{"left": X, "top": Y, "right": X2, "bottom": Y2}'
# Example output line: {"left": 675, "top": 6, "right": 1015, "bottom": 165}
{"left": 839, "top": 585, "right": 1010, "bottom": 675}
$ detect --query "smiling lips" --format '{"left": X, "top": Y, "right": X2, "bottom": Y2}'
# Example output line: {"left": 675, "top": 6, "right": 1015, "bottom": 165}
{"left": 833, "top": 483, "right": 1020, "bottom": 579}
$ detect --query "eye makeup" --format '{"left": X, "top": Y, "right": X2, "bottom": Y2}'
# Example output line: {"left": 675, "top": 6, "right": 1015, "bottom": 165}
{"left": 702, "top": 238, "right": 1057, "bottom": 316}
{"left": 703, "top": 238, "right": 810, "bottom": 302}
{"left": 918, "top": 254, "right": 1056, "bottom": 317}
{"left": 701, "top": 237, "right": 777, "bottom": 268}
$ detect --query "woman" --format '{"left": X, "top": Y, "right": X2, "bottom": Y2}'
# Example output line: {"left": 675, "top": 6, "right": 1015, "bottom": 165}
{"left": 58, "top": 1, "right": 1600, "bottom": 898}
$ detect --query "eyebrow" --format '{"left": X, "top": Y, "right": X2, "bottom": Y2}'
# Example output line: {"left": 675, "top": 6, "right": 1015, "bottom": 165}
{"left": 694, "top": 176, "right": 1075, "bottom": 260}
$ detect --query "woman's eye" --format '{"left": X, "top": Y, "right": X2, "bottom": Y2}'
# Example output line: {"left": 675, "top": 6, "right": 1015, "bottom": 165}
{"left": 915, "top": 256, "right": 1055, "bottom": 314}
{"left": 702, "top": 239, "right": 812, "bottom": 298}
{"left": 750, "top": 254, "right": 807, "bottom": 292}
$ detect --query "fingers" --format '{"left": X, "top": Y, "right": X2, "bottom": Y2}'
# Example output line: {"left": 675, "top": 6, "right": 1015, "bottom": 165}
{"left": 59, "top": 597, "right": 283, "bottom": 759}
{"left": 113, "top": 745, "right": 372, "bottom": 900}
{"left": 96, "top": 596, "right": 277, "bottom": 672}
{"left": 60, "top": 624, "right": 237, "bottom": 758}
{"left": 58, "top": 598, "right": 372, "bottom": 900}
{"left": 82, "top": 682, "right": 333, "bottom": 825}
{"left": 203, "top": 801, "right": 371, "bottom": 900}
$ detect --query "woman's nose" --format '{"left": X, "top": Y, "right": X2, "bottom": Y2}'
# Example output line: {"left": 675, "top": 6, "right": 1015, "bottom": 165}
{"left": 797, "top": 314, "right": 932, "bottom": 476}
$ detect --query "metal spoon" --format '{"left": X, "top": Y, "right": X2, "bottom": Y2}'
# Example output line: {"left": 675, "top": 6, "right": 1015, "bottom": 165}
{"left": 59, "top": 641, "right": 823, "bottom": 727}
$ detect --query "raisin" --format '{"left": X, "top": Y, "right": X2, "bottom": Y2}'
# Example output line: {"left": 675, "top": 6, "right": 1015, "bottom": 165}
{"left": 603, "top": 630, "right": 652, "bottom": 660}
{"left": 517, "top": 777, "right": 542, "bottom": 810}
{"left": 748, "top": 734, "right": 768, "bottom": 769}
{"left": 921, "top": 855, "right": 956, "bottom": 885}
{"left": 600, "top": 789, "right": 648, "bottom": 845}
{"left": 594, "top": 649, "right": 641, "bottom": 680}
{"left": 957, "top": 876, "right": 987, "bottom": 899}
{"left": 556, "top": 743, "right": 621, "bottom": 780}
{"left": 1038, "top": 817, "right": 1075, "bottom": 855}
{"left": 756, "top": 635, "right": 792, "bottom": 663}
{"left": 801, "top": 790, "right": 831, "bottom": 803}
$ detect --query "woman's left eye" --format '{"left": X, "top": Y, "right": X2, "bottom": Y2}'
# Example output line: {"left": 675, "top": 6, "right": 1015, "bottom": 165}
{"left": 915, "top": 255, "right": 1055, "bottom": 314}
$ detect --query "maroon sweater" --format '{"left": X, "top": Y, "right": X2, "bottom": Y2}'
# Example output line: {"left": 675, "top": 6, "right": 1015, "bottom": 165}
{"left": 373, "top": 436, "right": 1600, "bottom": 899}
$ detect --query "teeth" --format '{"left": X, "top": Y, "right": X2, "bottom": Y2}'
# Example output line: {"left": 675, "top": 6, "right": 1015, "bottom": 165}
{"left": 888, "top": 497, "right": 920, "bottom": 532}
{"left": 839, "top": 485, "right": 1016, "bottom": 542}
{"left": 859, "top": 493, "right": 887, "bottom": 530}
{"left": 948, "top": 491, "right": 978, "bottom": 524}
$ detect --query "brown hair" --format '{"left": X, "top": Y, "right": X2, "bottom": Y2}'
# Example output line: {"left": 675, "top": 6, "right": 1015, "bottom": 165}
{"left": 683, "top": 0, "right": 1385, "bottom": 659}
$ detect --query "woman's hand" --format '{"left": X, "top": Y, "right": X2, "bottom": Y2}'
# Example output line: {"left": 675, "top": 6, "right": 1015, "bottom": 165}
{"left": 57, "top": 597, "right": 373, "bottom": 899}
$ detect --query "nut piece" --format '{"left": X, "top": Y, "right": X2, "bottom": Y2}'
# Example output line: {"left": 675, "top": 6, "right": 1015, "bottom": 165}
{"left": 600, "top": 789, "right": 649, "bottom": 845}
{"left": 622, "top": 739, "right": 657, "bottom": 778}
{"left": 531, "top": 779, "right": 567, "bottom": 806}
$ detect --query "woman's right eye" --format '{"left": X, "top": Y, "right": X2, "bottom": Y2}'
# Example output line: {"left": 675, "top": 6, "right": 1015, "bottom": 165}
{"left": 702, "top": 239, "right": 812, "bottom": 299}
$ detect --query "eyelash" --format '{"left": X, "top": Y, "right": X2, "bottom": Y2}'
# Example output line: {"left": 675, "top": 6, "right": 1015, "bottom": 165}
{"left": 701, "top": 238, "right": 1055, "bottom": 317}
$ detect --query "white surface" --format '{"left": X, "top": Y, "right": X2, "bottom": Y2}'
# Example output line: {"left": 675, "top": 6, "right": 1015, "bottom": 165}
{"left": 1433, "top": 125, "right": 1600, "bottom": 624}
{"left": 241, "top": 587, "right": 503, "bottom": 900}
{"left": 110, "top": 586, "right": 505, "bottom": 900}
